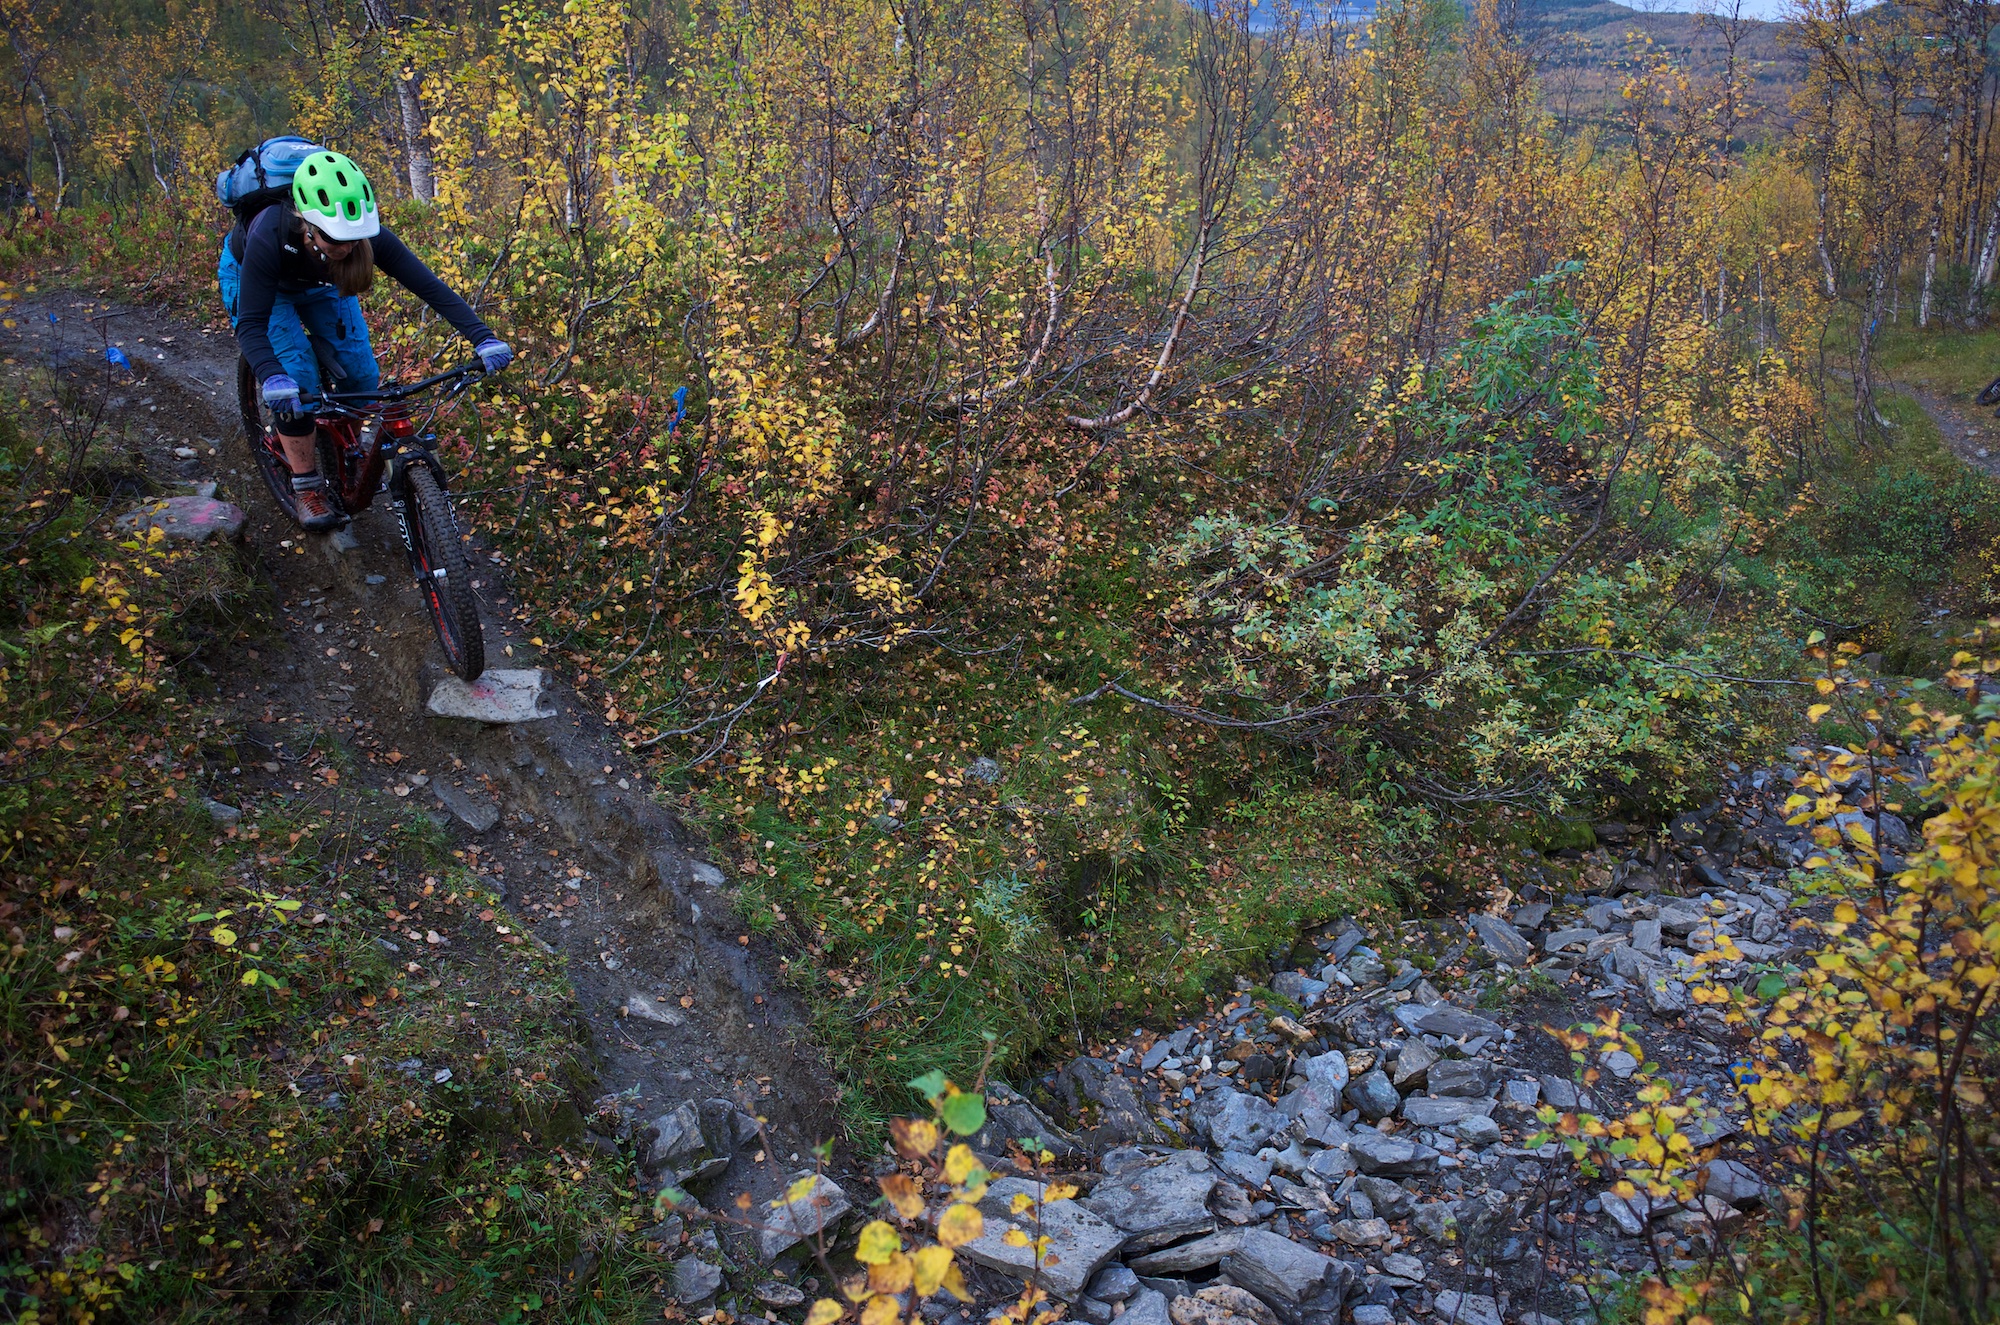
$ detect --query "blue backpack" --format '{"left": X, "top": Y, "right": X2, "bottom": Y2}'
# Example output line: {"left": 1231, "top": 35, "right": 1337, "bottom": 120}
{"left": 215, "top": 136, "right": 321, "bottom": 222}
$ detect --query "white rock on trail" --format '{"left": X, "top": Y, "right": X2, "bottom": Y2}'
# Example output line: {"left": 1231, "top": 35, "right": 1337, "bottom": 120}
{"left": 427, "top": 668, "right": 557, "bottom": 722}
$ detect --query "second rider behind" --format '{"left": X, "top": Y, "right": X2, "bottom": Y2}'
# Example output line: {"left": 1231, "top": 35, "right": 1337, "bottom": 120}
{"left": 217, "top": 149, "right": 512, "bottom": 530}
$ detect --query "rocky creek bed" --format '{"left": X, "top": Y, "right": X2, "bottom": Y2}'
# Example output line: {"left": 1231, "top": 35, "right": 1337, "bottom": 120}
{"left": 624, "top": 752, "right": 1888, "bottom": 1325}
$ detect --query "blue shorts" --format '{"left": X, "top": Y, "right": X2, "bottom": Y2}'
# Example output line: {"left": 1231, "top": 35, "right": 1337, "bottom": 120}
{"left": 217, "top": 241, "right": 380, "bottom": 404}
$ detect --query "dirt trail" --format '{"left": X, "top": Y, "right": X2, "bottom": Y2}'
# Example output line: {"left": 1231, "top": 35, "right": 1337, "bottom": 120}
{"left": 2, "top": 290, "right": 839, "bottom": 1203}
{"left": 1897, "top": 378, "right": 2000, "bottom": 479}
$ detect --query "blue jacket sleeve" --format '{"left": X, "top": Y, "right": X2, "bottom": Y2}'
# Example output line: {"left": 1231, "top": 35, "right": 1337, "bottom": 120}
{"left": 370, "top": 226, "right": 497, "bottom": 349}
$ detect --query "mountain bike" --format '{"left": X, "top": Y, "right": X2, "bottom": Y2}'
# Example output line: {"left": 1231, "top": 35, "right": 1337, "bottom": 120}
{"left": 236, "top": 354, "right": 491, "bottom": 681}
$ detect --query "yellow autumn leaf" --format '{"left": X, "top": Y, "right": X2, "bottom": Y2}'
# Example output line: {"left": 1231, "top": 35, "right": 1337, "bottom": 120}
{"left": 807, "top": 1299, "right": 844, "bottom": 1325}
{"left": 860, "top": 1293, "right": 901, "bottom": 1325}
{"left": 912, "top": 1245, "right": 955, "bottom": 1296}
{"left": 1002, "top": 1228, "right": 1031, "bottom": 1248}
{"left": 1043, "top": 1182, "right": 1079, "bottom": 1202}
{"left": 879, "top": 1174, "right": 927, "bottom": 1219}
{"left": 1807, "top": 703, "right": 1831, "bottom": 722}
{"left": 936, "top": 1203, "right": 983, "bottom": 1248}
{"left": 1009, "top": 1192, "right": 1034, "bottom": 1215}
{"left": 870, "top": 1252, "right": 914, "bottom": 1295}
{"left": 944, "top": 1144, "right": 981, "bottom": 1184}
{"left": 855, "top": 1220, "right": 902, "bottom": 1265}
{"left": 1829, "top": 1109, "right": 1863, "bottom": 1129}
{"left": 211, "top": 925, "right": 238, "bottom": 947}
{"left": 891, "top": 1118, "right": 939, "bottom": 1159}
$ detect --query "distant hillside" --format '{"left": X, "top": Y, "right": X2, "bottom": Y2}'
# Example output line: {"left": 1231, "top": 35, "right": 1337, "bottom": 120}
{"left": 1517, "top": 0, "right": 1800, "bottom": 132}
{"left": 1277, "top": 0, "right": 1800, "bottom": 134}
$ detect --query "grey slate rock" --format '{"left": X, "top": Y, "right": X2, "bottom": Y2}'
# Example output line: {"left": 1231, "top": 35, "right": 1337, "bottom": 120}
{"left": 1543, "top": 927, "right": 1595, "bottom": 953}
{"left": 1304, "top": 1147, "right": 1354, "bottom": 1182}
{"left": 1142, "top": 1042, "right": 1173, "bottom": 1072}
{"left": 1128, "top": 1231, "right": 1243, "bottom": 1275}
{"left": 1301, "top": 1050, "right": 1350, "bottom": 1093}
{"left": 1351, "top": 1307, "right": 1393, "bottom": 1325}
{"left": 1082, "top": 1148, "right": 1218, "bottom": 1251}
{"left": 757, "top": 1173, "right": 853, "bottom": 1260}
{"left": 1426, "top": 1060, "right": 1495, "bottom": 1098}
{"left": 1448, "top": 1114, "right": 1502, "bottom": 1147}
{"left": 1703, "top": 1158, "right": 1767, "bottom": 1207}
{"left": 1399, "top": 1096, "right": 1494, "bottom": 1127}
{"left": 1074, "top": 1297, "right": 1114, "bottom": 1325}
{"left": 959, "top": 1177, "right": 1125, "bottom": 1299}
{"left": 1349, "top": 1129, "right": 1440, "bottom": 1177}
{"left": 1469, "top": 913, "right": 1534, "bottom": 966}
{"left": 1199, "top": 1089, "right": 1286, "bottom": 1153}
{"left": 1391, "top": 1038, "right": 1437, "bottom": 1090}
{"left": 1410, "top": 1202, "right": 1456, "bottom": 1241}
{"left": 1353, "top": 1175, "right": 1414, "bottom": 1220}
{"left": 644, "top": 1102, "right": 706, "bottom": 1173}
{"left": 973, "top": 1080, "right": 1081, "bottom": 1158}
{"left": 671, "top": 1257, "right": 724, "bottom": 1303}
{"left": 1344, "top": 1070, "right": 1399, "bottom": 1121}
{"left": 1221, "top": 1229, "right": 1347, "bottom": 1309}
{"left": 1058, "top": 1059, "right": 1169, "bottom": 1150}
{"left": 1412, "top": 1006, "right": 1505, "bottom": 1040}
{"left": 1536, "top": 1074, "right": 1584, "bottom": 1111}
{"left": 1121, "top": 1290, "right": 1173, "bottom": 1325}
{"left": 115, "top": 494, "right": 247, "bottom": 543}
{"left": 1433, "top": 1291, "right": 1503, "bottom": 1325}
{"left": 434, "top": 780, "right": 502, "bottom": 833}
{"left": 1217, "top": 1149, "right": 1273, "bottom": 1189}
{"left": 1091, "top": 1265, "right": 1141, "bottom": 1303}
{"left": 1631, "top": 918, "right": 1663, "bottom": 955}
{"left": 1511, "top": 903, "right": 1551, "bottom": 931}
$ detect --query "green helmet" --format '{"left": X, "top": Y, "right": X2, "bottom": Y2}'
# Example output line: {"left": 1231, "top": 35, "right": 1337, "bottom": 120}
{"left": 292, "top": 150, "right": 380, "bottom": 241}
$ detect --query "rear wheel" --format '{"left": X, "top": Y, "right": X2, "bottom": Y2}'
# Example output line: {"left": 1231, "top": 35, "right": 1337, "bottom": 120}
{"left": 403, "top": 463, "right": 485, "bottom": 681}
{"left": 1979, "top": 374, "right": 2000, "bottom": 408}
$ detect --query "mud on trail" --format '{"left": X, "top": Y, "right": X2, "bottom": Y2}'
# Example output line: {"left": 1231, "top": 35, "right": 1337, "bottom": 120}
{"left": 3, "top": 289, "right": 842, "bottom": 1208}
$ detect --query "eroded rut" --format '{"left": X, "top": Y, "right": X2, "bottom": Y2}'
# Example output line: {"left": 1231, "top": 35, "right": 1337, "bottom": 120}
{"left": 3, "top": 291, "right": 843, "bottom": 1241}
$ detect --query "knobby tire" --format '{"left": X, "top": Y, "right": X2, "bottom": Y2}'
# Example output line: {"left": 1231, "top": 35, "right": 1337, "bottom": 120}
{"left": 404, "top": 464, "right": 485, "bottom": 682}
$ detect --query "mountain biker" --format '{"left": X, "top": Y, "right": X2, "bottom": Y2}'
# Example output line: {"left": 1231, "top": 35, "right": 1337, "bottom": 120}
{"left": 217, "top": 149, "right": 511, "bottom": 531}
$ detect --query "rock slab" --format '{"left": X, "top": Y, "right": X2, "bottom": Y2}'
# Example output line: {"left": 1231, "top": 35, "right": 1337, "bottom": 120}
{"left": 757, "top": 1173, "right": 852, "bottom": 1261}
{"left": 115, "top": 495, "right": 247, "bottom": 543}
{"left": 960, "top": 1177, "right": 1126, "bottom": 1299}
{"left": 427, "top": 668, "right": 557, "bottom": 723}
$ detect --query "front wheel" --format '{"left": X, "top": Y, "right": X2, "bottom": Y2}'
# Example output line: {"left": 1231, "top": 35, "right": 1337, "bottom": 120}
{"left": 402, "top": 463, "right": 486, "bottom": 682}
{"left": 1978, "top": 374, "right": 2000, "bottom": 408}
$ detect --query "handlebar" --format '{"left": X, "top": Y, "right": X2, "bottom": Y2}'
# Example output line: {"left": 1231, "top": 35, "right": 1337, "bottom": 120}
{"left": 320, "top": 359, "right": 489, "bottom": 407}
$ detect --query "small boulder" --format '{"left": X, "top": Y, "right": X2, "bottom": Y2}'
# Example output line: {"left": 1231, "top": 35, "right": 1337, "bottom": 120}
{"left": 1469, "top": 914, "right": 1533, "bottom": 966}
{"left": 1433, "top": 1291, "right": 1503, "bottom": 1325}
{"left": 1702, "top": 1158, "right": 1767, "bottom": 1208}
{"left": 1082, "top": 1148, "right": 1217, "bottom": 1252}
{"left": 671, "top": 1257, "right": 723, "bottom": 1303}
{"left": 644, "top": 1102, "right": 706, "bottom": 1174}
{"left": 1353, "top": 1175, "right": 1413, "bottom": 1220}
{"left": 1426, "top": 1060, "right": 1495, "bottom": 1098}
{"left": 1220, "top": 1229, "right": 1347, "bottom": 1311}
{"left": 427, "top": 668, "right": 557, "bottom": 723}
{"left": 1199, "top": 1089, "right": 1286, "bottom": 1153}
{"left": 1344, "top": 1070, "right": 1399, "bottom": 1121}
{"left": 115, "top": 495, "right": 247, "bottom": 543}
{"left": 1349, "top": 1129, "right": 1440, "bottom": 1177}
{"left": 757, "top": 1173, "right": 853, "bottom": 1261}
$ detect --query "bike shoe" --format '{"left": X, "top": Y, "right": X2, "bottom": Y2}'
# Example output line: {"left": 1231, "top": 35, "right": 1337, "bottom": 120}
{"left": 292, "top": 484, "right": 344, "bottom": 532}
